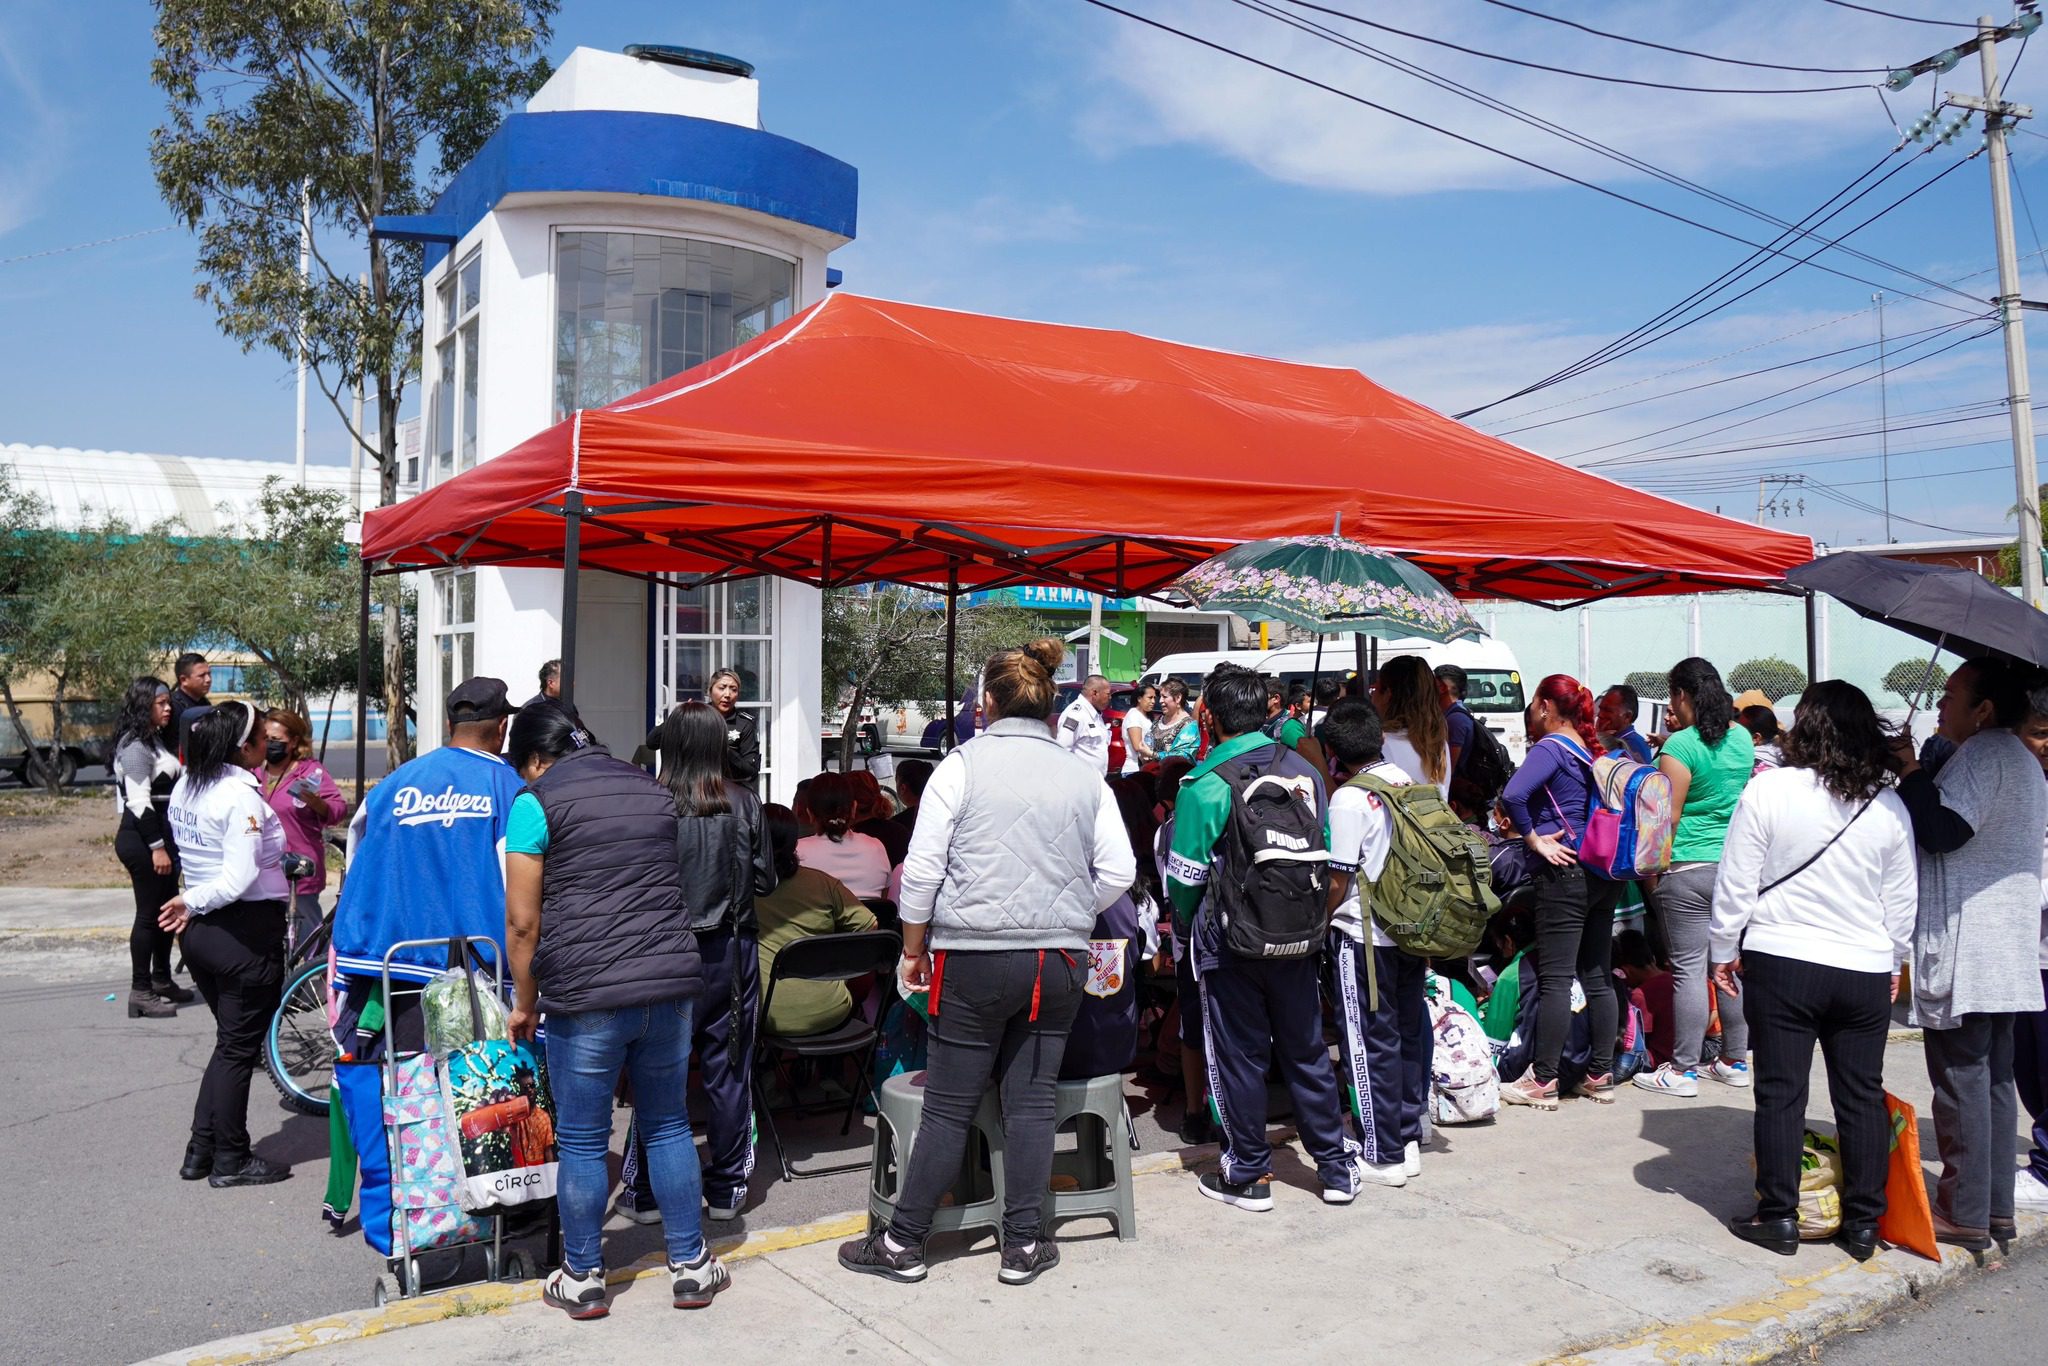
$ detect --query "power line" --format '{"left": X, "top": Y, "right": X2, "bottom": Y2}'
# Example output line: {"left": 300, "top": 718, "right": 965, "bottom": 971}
{"left": 1562, "top": 318, "right": 1995, "bottom": 459}
{"left": 1819, "top": 1, "right": 1981, "bottom": 30}
{"left": 1572, "top": 321, "right": 2001, "bottom": 463}
{"left": 1090, "top": 0, "right": 1989, "bottom": 328}
{"left": 1475, "top": 0, "right": 1892, "bottom": 74}
{"left": 1490, "top": 317, "right": 1971, "bottom": 438}
{"left": 0, "top": 225, "right": 175, "bottom": 267}
{"left": 1271, "top": 0, "right": 1877, "bottom": 92}
{"left": 1461, "top": 148, "right": 1985, "bottom": 418}
{"left": 1592, "top": 399, "right": 2032, "bottom": 464}
{"left": 1236, "top": 0, "right": 1983, "bottom": 303}
{"left": 1634, "top": 460, "right": 2007, "bottom": 491}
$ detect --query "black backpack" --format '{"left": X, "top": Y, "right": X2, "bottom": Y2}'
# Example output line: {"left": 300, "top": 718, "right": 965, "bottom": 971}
{"left": 1453, "top": 704, "right": 1515, "bottom": 807}
{"left": 1206, "top": 751, "right": 1329, "bottom": 960}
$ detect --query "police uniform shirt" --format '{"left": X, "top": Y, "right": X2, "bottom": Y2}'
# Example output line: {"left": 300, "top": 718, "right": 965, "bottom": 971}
{"left": 1057, "top": 695, "right": 1111, "bottom": 774}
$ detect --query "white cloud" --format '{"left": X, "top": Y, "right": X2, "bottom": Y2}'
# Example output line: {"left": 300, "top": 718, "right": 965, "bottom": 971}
{"left": 1072, "top": 0, "right": 1939, "bottom": 197}
{"left": 0, "top": 9, "right": 67, "bottom": 239}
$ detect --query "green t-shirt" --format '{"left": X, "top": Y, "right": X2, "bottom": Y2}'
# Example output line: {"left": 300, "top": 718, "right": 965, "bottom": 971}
{"left": 1661, "top": 724, "right": 1754, "bottom": 863}
{"left": 505, "top": 790, "right": 549, "bottom": 855}
{"left": 1279, "top": 716, "right": 1308, "bottom": 749}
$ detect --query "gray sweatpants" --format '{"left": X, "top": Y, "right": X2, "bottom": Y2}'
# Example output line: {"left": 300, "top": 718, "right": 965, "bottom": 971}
{"left": 1659, "top": 863, "right": 1748, "bottom": 1072}
{"left": 1925, "top": 1013, "right": 2020, "bottom": 1232}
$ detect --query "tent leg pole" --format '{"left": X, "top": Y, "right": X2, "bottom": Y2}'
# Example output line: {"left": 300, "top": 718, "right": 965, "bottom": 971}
{"left": 1309, "top": 634, "right": 1326, "bottom": 722}
{"left": 1355, "top": 633, "right": 1368, "bottom": 687}
{"left": 944, "top": 567, "right": 959, "bottom": 751}
{"left": 561, "top": 491, "right": 583, "bottom": 709}
{"left": 1804, "top": 589, "right": 1818, "bottom": 686}
{"left": 355, "top": 560, "right": 370, "bottom": 803}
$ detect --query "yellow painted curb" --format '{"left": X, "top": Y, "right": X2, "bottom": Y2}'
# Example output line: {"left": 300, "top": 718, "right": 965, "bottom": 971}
{"left": 162, "top": 1210, "right": 870, "bottom": 1366}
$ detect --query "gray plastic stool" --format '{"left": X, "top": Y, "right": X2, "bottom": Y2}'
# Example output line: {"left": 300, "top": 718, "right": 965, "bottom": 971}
{"left": 866, "top": 1071, "right": 1006, "bottom": 1241}
{"left": 1045, "top": 1073, "right": 1138, "bottom": 1241}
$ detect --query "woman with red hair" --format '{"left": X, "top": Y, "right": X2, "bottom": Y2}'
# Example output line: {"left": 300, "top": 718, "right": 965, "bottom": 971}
{"left": 1497, "top": 674, "right": 1621, "bottom": 1110}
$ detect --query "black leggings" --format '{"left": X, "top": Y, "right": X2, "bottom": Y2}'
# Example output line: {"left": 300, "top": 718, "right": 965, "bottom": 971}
{"left": 115, "top": 822, "right": 177, "bottom": 992}
{"left": 1531, "top": 863, "right": 1620, "bottom": 1083}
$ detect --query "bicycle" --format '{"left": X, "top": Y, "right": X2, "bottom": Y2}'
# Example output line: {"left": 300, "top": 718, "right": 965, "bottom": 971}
{"left": 264, "top": 835, "right": 346, "bottom": 1117}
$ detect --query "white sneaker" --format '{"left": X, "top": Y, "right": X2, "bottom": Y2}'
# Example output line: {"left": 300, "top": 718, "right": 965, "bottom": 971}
{"left": 2017, "top": 1167, "right": 2048, "bottom": 1212}
{"left": 1355, "top": 1158, "right": 1408, "bottom": 1189}
{"left": 543, "top": 1265, "right": 610, "bottom": 1320}
{"left": 705, "top": 1195, "right": 743, "bottom": 1221}
{"left": 612, "top": 1193, "right": 662, "bottom": 1225}
{"left": 1705, "top": 1058, "right": 1753, "bottom": 1089}
{"left": 1403, "top": 1141, "right": 1422, "bottom": 1178}
{"left": 1631, "top": 1063, "right": 1699, "bottom": 1098}
{"left": 669, "top": 1251, "right": 731, "bottom": 1309}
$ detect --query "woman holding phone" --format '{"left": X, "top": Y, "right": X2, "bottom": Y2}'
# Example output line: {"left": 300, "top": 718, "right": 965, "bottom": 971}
{"left": 258, "top": 709, "right": 349, "bottom": 951}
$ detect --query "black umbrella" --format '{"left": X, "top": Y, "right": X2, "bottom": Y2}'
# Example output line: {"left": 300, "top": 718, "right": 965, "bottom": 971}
{"left": 1785, "top": 554, "right": 2048, "bottom": 667}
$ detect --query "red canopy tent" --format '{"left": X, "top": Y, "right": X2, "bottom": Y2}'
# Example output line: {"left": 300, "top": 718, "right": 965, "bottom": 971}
{"left": 355, "top": 293, "right": 1811, "bottom": 769}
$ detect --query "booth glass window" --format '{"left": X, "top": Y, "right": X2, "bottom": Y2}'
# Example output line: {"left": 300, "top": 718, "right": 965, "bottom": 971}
{"left": 553, "top": 232, "right": 797, "bottom": 419}
{"left": 433, "top": 570, "right": 477, "bottom": 694}
{"left": 656, "top": 578, "right": 774, "bottom": 781}
{"left": 429, "top": 252, "right": 483, "bottom": 485}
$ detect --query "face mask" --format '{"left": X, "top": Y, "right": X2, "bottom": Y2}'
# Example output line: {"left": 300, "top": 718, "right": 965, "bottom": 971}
{"left": 265, "top": 740, "right": 289, "bottom": 763}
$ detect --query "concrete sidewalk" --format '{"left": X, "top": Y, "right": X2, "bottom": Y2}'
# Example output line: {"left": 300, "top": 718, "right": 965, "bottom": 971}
{"left": 155, "top": 1039, "right": 2041, "bottom": 1366}
{"left": 0, "top": 886, "right": 133, "bottom": 932}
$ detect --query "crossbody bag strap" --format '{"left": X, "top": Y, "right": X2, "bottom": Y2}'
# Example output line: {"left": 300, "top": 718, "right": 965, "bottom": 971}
{"left": 1758, "top": 796, "right": 1875, "bottom": 897}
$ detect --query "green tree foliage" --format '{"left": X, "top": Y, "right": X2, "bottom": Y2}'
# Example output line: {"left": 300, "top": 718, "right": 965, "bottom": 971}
{"left": 180, "top": 480, "right": 363, "bottom": 718}
{"left": 1882, "top": 656, "right": 1950, "bottom": 709}
{"left": 820, "top": 588, "right": 1049, "bottom": 769}
{"left": 1729, "top": 657, "right": 1808, "bottom": 704}
{"left": 1996, "top": 481, "right": 2048, "bottom": 587}
{"left": 0, "top": 473, "right": 194, "bottom": 788}
{"left": 1623, "top": 670, "right": 1668, "bottom": 700}
{"left": 150, "top": 0, "right": 556, "bottom": 762}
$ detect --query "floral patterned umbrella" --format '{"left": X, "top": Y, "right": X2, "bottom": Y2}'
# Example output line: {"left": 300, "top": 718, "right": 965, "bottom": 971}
{"left": 1168, "top": 534, "right": 1479, "bottom": 642}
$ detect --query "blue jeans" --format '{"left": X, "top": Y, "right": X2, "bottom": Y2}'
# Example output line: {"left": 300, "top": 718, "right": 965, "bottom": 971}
{"left": 545, "top": 998, "right": 704, "bottom": 1273}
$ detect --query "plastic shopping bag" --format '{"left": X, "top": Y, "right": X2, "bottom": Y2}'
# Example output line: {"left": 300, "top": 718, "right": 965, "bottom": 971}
{"left": 1797, "top": 1132, "right": 1843, "bottom": 1240}
{"left": 1880, "top": 1091, "right": 1939, "bottom": 1261}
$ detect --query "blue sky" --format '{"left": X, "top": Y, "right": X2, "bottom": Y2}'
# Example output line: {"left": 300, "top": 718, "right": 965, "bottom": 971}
{"left": 2, "top": 0, "right": 2044, "bottom": 547}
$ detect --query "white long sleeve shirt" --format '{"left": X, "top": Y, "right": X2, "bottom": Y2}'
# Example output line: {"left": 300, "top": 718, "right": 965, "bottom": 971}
{"left": 1709, "top": 766, "right": 1917, "bottom": 975}
{"left": 1327, "top": 759, "right": 1412, "bottom": 945}
{"left": 167, "top": 767, "right": 290, "bottom": 914}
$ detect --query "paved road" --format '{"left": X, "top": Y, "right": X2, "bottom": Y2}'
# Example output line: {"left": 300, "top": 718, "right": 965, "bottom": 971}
{"left": 1803, "top": 1238, "right": 2045, "bottom": 1363}
{"left": 0, "top": 940, "right": 1186, "bottom": 1364}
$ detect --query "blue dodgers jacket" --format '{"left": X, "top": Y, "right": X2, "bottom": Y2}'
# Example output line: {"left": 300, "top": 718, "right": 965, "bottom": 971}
{"left": 332, "top": 745, "right": 526, "bottom": 985}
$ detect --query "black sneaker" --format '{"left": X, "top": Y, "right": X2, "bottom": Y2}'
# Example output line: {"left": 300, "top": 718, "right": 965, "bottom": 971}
{"left": 837, "top": 1228, "right": 928, "bottom": 1283}
{"left": 998, "top": 1240, "right": 1061, "bottom": 1286}
{"left": 1198, "top": 1171, "right": 1274, "bottom": 1212}
{"left": 543, "top": 1265, "right": 609, "bottom": 1320}
{"left": 1176, "top": 1107, "right": 1217, "bottom": 1146}
{"left": 179, "top": 1142, "right": 213, "bottom": 1181}
{"left": 208, "top": 1155, "right": 291, "bottom": 1188}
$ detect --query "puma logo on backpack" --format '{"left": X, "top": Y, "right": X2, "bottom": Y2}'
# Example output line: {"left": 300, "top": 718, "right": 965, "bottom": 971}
{"left": 1209, "top": 753, "right": 1329, "bottom": 960}
{"left": 1345, "top": 772, "right": 1497, "bottom": 959}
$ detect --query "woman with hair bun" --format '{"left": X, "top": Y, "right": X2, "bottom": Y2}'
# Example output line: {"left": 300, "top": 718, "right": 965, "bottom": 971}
{"left": 796, "top": 771, "right": 891, "bottom": 899}
{"left": 1498, "top": 673, "right": 1621, "bottom": 1110}
{"left": 1637, "top": 657, "right": 1754, "bottom": 1098}
{"left": 839, "top": 638, "right": 1135, "bottom": 1288}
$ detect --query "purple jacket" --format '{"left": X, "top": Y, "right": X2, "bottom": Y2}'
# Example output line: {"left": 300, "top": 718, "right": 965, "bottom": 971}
{"left": 260, "top": 758, "right": 349, "bottom": 895}
{"left": 1501, "top": 734, "right": 1595, "bottom": 845}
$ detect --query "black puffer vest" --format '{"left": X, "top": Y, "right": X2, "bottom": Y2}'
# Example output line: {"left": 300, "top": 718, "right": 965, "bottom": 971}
{"left": 528, "top": 746, "right": 701, "bottom": 1014}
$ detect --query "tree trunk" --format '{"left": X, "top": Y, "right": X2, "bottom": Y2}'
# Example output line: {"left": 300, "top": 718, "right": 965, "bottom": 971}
{"left": 838, "top": 679, "right": 868, "bottom": 772}
{"left": 42, "top": 673, "right": 69, "bottom": 793}
{"left": 371, "top": 38, "right": 411, "bottom": 770}
{"left": 0, "top": 676, "right": 50, "bottom": 789}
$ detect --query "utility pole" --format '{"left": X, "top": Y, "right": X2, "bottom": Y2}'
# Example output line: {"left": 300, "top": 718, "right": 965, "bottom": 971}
{"left": 1874, "top": 292, "right": 1893, "bottom": 543}
{"left": 1890, "top": 7, "right": 2044, "bottom": 603}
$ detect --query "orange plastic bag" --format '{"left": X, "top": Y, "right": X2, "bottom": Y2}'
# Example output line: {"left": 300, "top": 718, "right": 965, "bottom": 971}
{"left": 1880, "top": 1092, "right": 1939, "bottom": 1261}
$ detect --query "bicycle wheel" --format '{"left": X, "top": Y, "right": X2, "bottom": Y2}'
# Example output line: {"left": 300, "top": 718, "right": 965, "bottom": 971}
{"left": 266, "top": 960, "right": 336, "bottom": 1117}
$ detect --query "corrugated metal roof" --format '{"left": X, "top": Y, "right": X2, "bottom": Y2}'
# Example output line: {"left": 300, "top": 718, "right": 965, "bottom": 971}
{"left": 2, "top": 443, "right": 369, "bottom": 534}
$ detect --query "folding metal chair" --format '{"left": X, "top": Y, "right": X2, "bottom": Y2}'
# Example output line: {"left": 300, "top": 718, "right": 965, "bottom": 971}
{"left": 752, "top": 929, "right": 902, "bottom": 1181}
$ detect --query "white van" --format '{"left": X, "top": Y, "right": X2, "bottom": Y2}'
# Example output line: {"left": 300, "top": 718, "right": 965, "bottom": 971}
{"left": 1138, "top": 634, "right": 1531, "bottom": 763}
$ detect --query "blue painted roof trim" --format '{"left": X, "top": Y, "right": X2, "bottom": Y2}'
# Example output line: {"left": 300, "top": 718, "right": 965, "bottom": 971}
{"left": 372, "top": 214, "right": 462, "bottom": 245}
{"left": 377, "top": 110, "right": 857, "bottom": 271}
